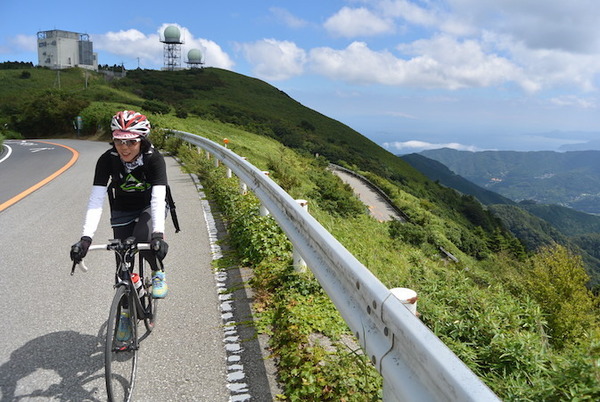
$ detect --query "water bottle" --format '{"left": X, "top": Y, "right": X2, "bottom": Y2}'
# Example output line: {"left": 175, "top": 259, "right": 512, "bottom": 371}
{"left": 131, "top": 273, "right": 145, "bottom": 297}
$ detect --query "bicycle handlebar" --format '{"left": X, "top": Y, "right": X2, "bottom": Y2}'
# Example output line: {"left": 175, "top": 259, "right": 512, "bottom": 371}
{"left": 70, "top": 242, "right": 152, "bottom": 275}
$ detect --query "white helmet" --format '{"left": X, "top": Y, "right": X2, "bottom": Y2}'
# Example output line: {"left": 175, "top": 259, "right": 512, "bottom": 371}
{"left": 111, "top": 110, "right": 151, "bottom": 139}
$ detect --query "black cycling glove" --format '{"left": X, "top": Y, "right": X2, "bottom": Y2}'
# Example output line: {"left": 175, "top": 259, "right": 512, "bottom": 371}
{"left": 70, "top": 236, "right": 92, "bottom": 262}
{"left": 151, "top": 232, "right": 169, "bottom": 261}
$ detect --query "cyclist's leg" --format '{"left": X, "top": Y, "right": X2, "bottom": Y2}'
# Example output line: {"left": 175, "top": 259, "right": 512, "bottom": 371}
{"left": 132, "top": 207, "right": 168, "bottom": 298}
{"left": 129, "top": 207, "right": 160, "bottom": 271}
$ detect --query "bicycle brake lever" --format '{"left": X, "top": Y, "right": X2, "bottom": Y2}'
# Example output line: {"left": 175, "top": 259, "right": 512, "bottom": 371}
{"left": 70, "top": 260, "right": 89, "bottom": 275}
{"left": 78, "top": 260, "right": 89, "bottom": 273}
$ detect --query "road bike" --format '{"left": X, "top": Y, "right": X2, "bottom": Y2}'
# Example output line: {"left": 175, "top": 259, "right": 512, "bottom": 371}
{"left": 72, "top": 237, "right": 160, "bottom": 401}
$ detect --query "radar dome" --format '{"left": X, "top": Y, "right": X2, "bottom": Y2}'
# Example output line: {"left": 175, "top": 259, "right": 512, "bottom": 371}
{"left": 187, "top": 49, "right": 203, "bottom": 63}
{"left": 163, "top": 25, "right": 181, "bottom": 43}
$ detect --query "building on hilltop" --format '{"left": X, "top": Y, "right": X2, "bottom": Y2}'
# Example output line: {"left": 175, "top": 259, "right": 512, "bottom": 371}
{"left": 37, "top": 30, "right": 98, "bottom": 71}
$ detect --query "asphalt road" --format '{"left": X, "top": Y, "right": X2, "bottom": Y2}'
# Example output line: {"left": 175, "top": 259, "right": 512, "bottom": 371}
{"left": 0, "top": 139, "right": 232, "bottom": 401}
{"left": 331, "top": 167, "right": 402, "bottom": 222}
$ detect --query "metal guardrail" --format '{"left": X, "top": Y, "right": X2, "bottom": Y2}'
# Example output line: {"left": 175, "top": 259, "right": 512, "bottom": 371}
{"left": 174, "top": 130, "right": 500, "bottom": 402}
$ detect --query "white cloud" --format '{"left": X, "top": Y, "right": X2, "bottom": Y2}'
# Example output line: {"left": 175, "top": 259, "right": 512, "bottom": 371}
{"left": 93, "top": 28, "right": 162, "bottom": 67}
{"left": 0, "top": 34, "right": 36, "bottom": 55}
{"left": 445, "top": 0, "right": 600, "bottom": 54}
{"left": 315, "top": 1, "right": 600, "bottom": 92}
{"left": 270, "top": 7, "right": 308, "bottom": 29}
{"left": 324, "top": 7, "right": 395, "bottom": 37}
{"left": 239, "top": 39, "right": 306, "bottom": 81}
{"left": 309, "top": 37, "right": 537, "bottom": 91}
{"left": 550, "top": 95, "right": 596, "bottom": 109}
{"left": 190, "top": 39, "right": 234, "bottom": 70}
{"left": 383, "top": 140, "right": 480, "bottom": 152}
{"left": 380, "top": 110, "right": 418, "bottom": 119}
{"left": 378, "top": 0, "right": 439, "bottom": 27}
{"left": 12, "top": 34, "right": 37, "bottom": 52}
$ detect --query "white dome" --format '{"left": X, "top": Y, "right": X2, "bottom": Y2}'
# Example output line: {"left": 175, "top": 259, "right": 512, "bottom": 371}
{"left": 163, "top": 26, "right": 181, "bottom": 43}
{"left": 187, "top": 49, "right": 203, "bottom": 63}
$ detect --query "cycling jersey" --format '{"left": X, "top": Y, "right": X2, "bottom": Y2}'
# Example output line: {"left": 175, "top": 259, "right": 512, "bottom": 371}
{"left": 82, "top": 145, "right": 167, "bottom": 238}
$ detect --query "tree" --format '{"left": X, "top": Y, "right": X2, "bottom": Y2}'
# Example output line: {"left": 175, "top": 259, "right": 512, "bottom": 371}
{"left": 526, "top": 244, "right": 598, "bottom": 348}
{"left": 16, "top": 90, "right": 89, "bottom": 137}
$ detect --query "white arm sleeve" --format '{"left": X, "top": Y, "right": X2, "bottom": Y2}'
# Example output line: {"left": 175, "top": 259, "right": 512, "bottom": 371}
{"left": 82, "top": 185, "right": 107, "bottom": 238}
{"left": 151, "top": 185, "right": 167, "bottom": 234}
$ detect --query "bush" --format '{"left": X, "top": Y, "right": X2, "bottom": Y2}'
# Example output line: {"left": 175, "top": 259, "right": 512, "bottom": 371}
{"left": 525, "top": 244, "right": 598, "bottom": 348}
{"left": 16, "top": 90, "right": 89, "bottom": 137}
{"left": 142, "top": 99, "right": 171, "bottom": 115}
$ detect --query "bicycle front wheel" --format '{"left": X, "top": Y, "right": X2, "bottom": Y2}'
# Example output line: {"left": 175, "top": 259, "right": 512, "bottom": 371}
{"left": 105, "top": 285, "right": 138, "bottom": 401}
{"left": 142, "top": 274, "right": 158, "bottom": 333}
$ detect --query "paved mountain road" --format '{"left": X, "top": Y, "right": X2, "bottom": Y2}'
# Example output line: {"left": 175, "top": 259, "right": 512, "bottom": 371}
{"left": 331, "top": 166, "right": 403, "bottom": 222}
{"left": 0, "top": 139, "right": 232, "bottom": 401}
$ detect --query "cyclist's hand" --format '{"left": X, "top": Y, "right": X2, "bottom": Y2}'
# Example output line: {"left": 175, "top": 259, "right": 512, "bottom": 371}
{"left": 70, "top": 236, "right": 92, "bottom": 262}
{"left": 151, "top": 232, "right": 168, "bottom": 260}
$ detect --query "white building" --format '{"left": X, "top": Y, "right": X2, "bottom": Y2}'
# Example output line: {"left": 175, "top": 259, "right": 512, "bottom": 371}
{"left": 37, "top": 30, "right": 98, "bottom": 70}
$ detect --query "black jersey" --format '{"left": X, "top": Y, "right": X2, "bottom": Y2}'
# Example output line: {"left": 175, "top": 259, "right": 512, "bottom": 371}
{"left": 93, "top": 146, "right": 168, "bottom": 212}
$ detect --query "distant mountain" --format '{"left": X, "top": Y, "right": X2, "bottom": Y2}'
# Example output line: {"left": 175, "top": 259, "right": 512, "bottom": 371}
{"left": 419, "top": 148, "right": 600, "bottom": 214}
{"left": 401, "top": 153, "right": 515, "bottom": 206}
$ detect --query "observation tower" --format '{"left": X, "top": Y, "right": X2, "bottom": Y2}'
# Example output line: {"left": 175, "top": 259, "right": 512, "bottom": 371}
{"left": 186, "top": 49, "right": 204, "bottom": 69}
{"left": 161, "top": 25, "right": 183, "bottom": 71}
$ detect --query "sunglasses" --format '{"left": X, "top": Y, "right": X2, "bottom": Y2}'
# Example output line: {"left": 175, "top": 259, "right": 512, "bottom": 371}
{"left": 114, "top": 138, "right": 141, "bottom": 146}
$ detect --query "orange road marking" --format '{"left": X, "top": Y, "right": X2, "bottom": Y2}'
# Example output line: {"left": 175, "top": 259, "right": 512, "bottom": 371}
{"left": 0, "top": 141, "right": 79, "bottom": 212}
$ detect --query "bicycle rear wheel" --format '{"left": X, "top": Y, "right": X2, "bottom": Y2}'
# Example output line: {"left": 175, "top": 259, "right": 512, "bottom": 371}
{"left": 105, "top": 285, "right": 138, "bottom": 402}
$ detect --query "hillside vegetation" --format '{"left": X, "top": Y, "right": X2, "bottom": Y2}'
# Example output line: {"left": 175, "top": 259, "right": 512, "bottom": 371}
{"left": 402, "top": 152, "right": 600, "bottom": 287}
{"left": 1, "top": 64, "right": 599, "bottom": 400}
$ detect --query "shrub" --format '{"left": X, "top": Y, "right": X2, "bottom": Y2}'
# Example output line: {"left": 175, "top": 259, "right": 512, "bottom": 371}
{"left": 16, "top": 90, "right": 89, "bottom": 137}
{"left": 142, "top": 99, "right": 171, "bottom": 115}
{"left": 525, "top": 244, "right": 598, "bottom": 348}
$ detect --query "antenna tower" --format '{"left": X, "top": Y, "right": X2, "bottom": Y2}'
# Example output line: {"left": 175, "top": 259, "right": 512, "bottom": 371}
{"left": 161, "top": 26, "right": 183, "bottom": 71}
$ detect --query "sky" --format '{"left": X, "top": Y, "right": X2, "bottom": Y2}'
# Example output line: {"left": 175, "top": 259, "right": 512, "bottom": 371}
{"left": 2, "top": 0, "right": 600, "bottom": 153}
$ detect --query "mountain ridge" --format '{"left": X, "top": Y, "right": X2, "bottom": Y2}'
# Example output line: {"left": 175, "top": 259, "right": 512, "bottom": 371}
{"left": 419, "top": 147, "right": 600, "bottom": 214}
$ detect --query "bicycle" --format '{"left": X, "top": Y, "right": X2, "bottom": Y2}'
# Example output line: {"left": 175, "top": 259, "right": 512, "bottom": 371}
{"left": 71, "top": 236, "right": 161, "bottom": 402}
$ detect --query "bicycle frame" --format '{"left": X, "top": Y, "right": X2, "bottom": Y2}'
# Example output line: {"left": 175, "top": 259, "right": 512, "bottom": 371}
{"left": 72, "top": 237, "right": 155, "bottom": 321}
{"left": 72, "top": 236, "right": 159, "bottom": 401}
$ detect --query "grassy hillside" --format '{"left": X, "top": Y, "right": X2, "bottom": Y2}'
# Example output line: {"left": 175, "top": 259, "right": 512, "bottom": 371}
{"left": 2, "top": 64, "right": 598, "bottom": 400}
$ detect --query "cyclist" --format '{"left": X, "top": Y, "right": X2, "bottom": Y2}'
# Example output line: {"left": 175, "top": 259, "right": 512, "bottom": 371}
{"left": 70, "top": 110, "right": 169, "bottom": 340}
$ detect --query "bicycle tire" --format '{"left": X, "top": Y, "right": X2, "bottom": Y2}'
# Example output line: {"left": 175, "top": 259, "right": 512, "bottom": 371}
{"left": 142, "top": 274, "right": 158, "bottom": 333}
{"left": 105, "top": 285, "right": 138, "bottom": 402}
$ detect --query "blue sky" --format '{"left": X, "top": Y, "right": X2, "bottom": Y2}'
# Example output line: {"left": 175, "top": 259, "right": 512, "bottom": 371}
{"left": 2, "top": 0, "right": 600, "bottom": 153}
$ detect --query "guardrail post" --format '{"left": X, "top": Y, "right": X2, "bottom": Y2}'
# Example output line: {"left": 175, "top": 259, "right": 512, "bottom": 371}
{"left": 239, "top": 182, "right": 247, "bottom": 195}
{"left": 259, "top": 171, "right": 270, "bottom": 216}
{"left": 226, "top": 167, "right": 232, "bottom": 178}
{"left": 390, "top": 287, "right": 418, "bottom": 315}
{"left": 214, "top": 157, "right": 220, "bottom": 168}
{"left": 292, "top": 199, "right": 309, "bottom": 272}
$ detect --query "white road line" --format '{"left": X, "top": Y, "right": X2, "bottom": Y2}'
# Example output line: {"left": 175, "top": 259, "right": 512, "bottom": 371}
{"left": 0, "top": 144, "right": 13, "bottom": 164}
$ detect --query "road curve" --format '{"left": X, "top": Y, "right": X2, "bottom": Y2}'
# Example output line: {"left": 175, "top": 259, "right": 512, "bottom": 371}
{"left": 0, "top": 139, "right": 230, "bottom": 401}
{"left": 331, "top": 166, "right": 403, "bottom": 222}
